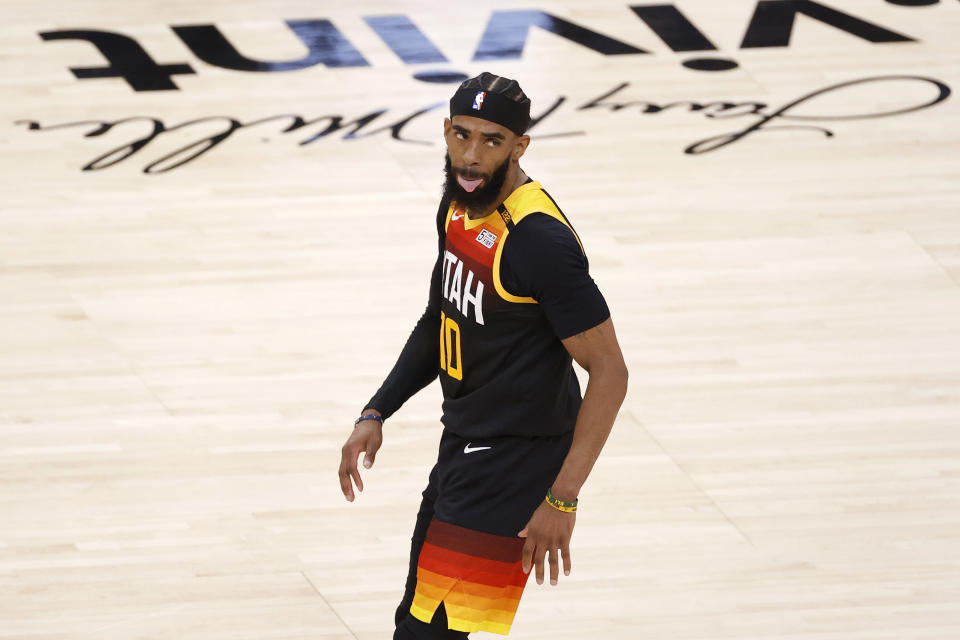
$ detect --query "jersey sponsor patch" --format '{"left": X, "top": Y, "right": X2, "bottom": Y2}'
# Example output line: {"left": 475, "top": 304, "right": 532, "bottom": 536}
{"left": 475, "top": 229, "right": 498, "bottom": 248}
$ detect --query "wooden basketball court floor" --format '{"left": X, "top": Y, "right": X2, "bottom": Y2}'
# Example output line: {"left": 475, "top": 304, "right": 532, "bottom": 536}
{"left": 1, "top": 1, "right": 959, "bottom": 638}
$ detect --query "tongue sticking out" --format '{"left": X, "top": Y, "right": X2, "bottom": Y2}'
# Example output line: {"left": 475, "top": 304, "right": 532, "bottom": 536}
{"left": 457, "top": 175, "right": 483, "bottom": 193}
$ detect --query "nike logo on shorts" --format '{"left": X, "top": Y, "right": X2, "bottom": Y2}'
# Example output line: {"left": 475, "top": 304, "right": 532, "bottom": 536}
{"left": 463, "top": 443, "right": 492, "bottom": 454}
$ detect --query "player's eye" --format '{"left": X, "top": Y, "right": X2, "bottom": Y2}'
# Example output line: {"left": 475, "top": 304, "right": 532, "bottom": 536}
{"left": 455, "top": 131, "right": 467, "bottom": 140}
{"left": 486, "top": 139, "right": 500, "bottom": 147}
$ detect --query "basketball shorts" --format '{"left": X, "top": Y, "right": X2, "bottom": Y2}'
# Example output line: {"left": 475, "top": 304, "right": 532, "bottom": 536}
{"left": 406, "top": 427, "right": 574, "bottom": 636}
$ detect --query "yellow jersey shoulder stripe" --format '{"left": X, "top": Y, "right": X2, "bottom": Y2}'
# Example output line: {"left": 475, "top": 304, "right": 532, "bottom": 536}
{"left": 493, "top": 182, "right": 584, "bottom": 304}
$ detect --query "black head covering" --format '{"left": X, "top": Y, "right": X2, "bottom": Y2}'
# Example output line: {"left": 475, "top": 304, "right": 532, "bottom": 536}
{"left": 449, "top": 72, "right": 531, "bottom": 136}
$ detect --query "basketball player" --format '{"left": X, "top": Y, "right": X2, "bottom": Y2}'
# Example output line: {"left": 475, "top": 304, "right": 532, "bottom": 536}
{"left": 338, "top": 72, "right": 628, "bottom": 638}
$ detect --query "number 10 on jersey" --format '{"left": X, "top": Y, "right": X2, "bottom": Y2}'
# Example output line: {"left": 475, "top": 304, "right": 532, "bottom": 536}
{"left": 439, "top": 311, "right": 462, "bottom": 380}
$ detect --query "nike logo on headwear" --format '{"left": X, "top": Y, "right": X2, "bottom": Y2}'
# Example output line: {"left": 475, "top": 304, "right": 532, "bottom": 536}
{"left": 463, "top": 443, "right": 492, "bottom": 454}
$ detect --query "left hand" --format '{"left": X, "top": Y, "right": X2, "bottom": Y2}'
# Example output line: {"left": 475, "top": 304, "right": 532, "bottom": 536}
{"left": 518, "top": 500, "right": 576, "bottom": 586}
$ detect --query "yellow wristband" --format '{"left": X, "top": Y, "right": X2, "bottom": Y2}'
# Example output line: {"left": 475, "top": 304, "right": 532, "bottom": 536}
{"left": 545, "top": 488, "right": 578, "bottom": 513}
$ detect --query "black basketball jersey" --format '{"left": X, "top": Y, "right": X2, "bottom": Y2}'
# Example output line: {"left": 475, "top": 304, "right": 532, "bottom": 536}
{"left": 363, "top": 179, "right": 608, "bottom": 438}
{"left": 437, "top": 180, "right": 595, "bottom": 439}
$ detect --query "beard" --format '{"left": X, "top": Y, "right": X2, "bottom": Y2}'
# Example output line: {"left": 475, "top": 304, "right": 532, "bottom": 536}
{"left": 442, "top": 152, "right": 511, "bottom": 218}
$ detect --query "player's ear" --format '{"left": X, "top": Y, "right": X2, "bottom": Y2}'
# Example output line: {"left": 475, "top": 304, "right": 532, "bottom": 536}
{"left": 443, "top": 118, "right": 452, "bottom": 136}
{"left": 513, "top": 134, "right": 530, "bottom": 162}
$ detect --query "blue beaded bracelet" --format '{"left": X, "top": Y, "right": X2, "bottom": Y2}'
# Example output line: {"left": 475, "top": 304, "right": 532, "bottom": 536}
{"left": 354, "top": 413, "right": 383, "bottom": 427}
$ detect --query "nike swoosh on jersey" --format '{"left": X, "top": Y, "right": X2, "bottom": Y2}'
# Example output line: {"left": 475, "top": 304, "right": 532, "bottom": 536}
{"left": 463, "top": 443, "right": 492, "bottom": 454}
{"left": 451, "top": 213, "right": 464, "bottom": 221}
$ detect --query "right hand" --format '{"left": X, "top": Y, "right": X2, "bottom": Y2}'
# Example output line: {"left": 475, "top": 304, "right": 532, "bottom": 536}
{"left": 338, "top": 416, "right": 383, "bottom": 502}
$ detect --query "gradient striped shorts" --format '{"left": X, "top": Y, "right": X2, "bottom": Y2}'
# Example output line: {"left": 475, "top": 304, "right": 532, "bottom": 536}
{"left": 407, "top": 427, "right": 573, "bottom": 635}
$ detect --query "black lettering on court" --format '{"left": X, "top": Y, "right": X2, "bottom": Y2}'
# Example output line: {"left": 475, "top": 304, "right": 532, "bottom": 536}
{"left": 630, "top": 5, "right": 718, "bottom": 52}
{"left": 172, "top": 20, "right": 368, "bottom": 72}
{"left": 741, "top": 0, "right": 915, "bottom": 48}
{"left": 473, "top": 10, "right": 649, "bottom": 60}
{"left": 364, "top": 16, "right": 447, "bottom": 64}
{"left": 39, "top": 30, "right": 195, "bottom": 91}
{"left": 15, "top": 76, "right": 952, "bottom": 171}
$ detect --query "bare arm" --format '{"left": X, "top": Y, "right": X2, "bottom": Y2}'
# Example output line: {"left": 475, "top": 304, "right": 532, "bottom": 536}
{"left": 519, "top": 315, "right": 628, "bottom": 585}
{"left": 552, "top": 316, "right": 629, "bottom": 500}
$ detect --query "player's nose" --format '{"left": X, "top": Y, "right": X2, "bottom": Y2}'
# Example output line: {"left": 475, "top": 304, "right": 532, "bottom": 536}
{"left": 461, "top": 139, "right": 482, "bottom": 165}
